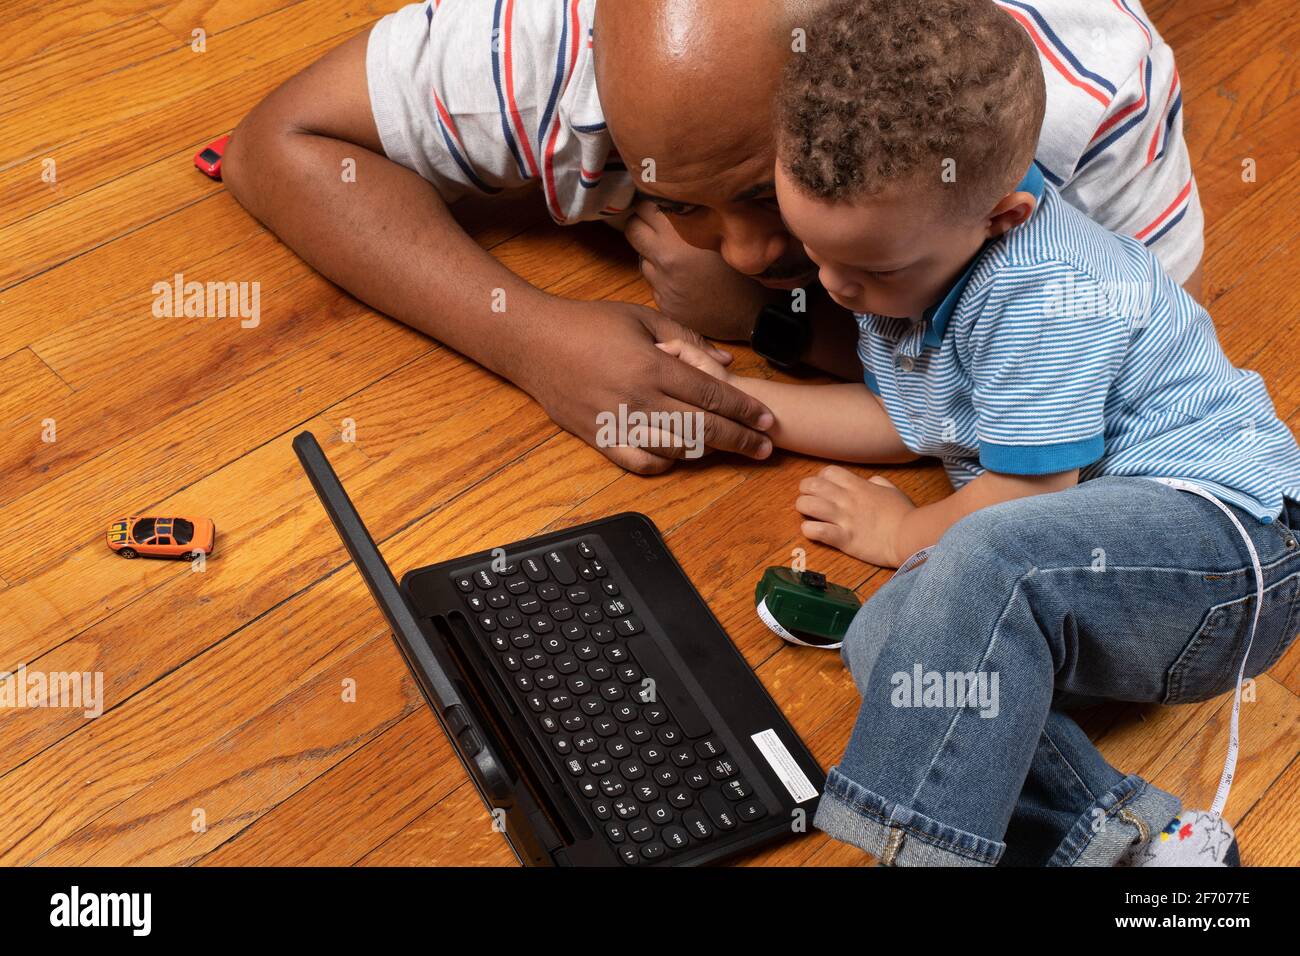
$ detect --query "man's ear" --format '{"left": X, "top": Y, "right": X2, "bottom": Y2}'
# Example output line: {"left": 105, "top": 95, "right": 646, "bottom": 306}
{"left": 984, "top": 190, "right": 1037, "bottom": 240}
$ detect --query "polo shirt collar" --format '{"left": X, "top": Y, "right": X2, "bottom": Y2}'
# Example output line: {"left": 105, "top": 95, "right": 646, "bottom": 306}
{"left": 921, "top": 162, "right": 1046, "bottom": 347}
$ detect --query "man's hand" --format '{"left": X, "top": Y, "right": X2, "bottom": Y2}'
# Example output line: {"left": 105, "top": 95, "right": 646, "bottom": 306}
{"left": 796, "top": 466, "right": 916, "bottom": 567}
{"left": 517, "top": 297, "right": 774, "bottom": 474}
{"left": 624, "top": 201, "right": 768, "bottom": 341}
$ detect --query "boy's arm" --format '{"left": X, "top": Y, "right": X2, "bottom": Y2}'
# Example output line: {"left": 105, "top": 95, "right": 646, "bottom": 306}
{"left": 887, "top": 468, "right": 1079, "bottom": 562}
{"left": 797, "top": 465, "right": 1078, "bottom": 568}
{"left": 658, "top": 341, "right": 916, "bottom": 463}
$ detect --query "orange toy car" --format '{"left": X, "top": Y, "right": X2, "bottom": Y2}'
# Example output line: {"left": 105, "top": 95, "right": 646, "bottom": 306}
{"left": 106, "top": 515, "right": 216, "bottom": 560}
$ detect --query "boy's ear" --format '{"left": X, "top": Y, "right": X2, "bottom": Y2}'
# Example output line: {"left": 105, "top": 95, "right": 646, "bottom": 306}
{"left": 984, "top": 191, "right": 1037, "bottom": 239}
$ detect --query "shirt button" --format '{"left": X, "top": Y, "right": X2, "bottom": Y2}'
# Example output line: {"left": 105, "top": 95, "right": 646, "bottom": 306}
{"left": 898, "top": 356, "right": 915, "bottom": 372}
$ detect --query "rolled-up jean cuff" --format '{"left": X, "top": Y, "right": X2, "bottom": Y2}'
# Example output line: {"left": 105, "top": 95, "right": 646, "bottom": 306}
{"left": 1048, "top": 774, "right": 1181, "bottom": 867}
{"left": 814, "top": 767, "right": 1005, "bottom": 866}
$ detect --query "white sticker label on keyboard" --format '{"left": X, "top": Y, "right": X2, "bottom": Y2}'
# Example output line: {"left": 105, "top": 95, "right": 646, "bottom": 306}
{"left": 751, "top": 729, "right": 819, "bottom": 803}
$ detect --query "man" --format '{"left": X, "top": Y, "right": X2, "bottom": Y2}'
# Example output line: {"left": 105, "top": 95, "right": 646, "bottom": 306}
{"left": 223, "top": 0, "right": 1202, "bottom": 474}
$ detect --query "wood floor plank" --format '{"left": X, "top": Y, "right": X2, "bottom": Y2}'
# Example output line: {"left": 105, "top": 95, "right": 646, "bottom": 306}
{"left": 0, "top": 349, "right": 73, "bottom": 428}
{"left": 1236, "top": 756, "right": 1300, "bottom": 865}
{"left": 0, "top": 0, "right": 390, "bottom": 166}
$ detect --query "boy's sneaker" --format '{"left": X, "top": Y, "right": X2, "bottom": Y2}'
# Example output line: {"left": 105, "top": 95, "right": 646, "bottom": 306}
{"left": 1117, "top": 810, "right": 1240, "bottom": 867}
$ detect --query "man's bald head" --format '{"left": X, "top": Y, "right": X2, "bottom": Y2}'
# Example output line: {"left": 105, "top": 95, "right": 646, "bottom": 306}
{"left": 594, "top": 0, "right": 829, "bottom": 284}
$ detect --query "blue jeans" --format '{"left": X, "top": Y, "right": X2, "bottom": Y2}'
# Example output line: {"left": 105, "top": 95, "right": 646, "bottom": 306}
{"left": 815, "top": 477, "right": 1300, "bottom": 866}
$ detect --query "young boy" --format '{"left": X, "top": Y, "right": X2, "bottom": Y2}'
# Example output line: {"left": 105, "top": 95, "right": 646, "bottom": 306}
{"left": 662, "top": 0, "right": 1300, "bottom": 866}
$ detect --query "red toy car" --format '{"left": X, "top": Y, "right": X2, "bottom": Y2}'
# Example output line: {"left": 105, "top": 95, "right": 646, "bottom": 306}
{"left": 194, "top": 135, "right": 229, "bottom": 179}
{"left": 107, "top": 515, "right": 216, "bottom": 560}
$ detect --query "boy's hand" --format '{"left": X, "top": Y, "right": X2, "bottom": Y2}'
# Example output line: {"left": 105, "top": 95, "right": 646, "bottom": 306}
{"left": 796, "top": 465, "right": 915, "bottom": 567}
{"left": 656, "top": 338, "right": 735, "bottom": 383}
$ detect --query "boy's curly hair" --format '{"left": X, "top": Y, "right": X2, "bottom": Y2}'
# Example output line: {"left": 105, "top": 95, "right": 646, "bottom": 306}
{"left": 778, "top": 0, "right": 1046, "bottom": 215}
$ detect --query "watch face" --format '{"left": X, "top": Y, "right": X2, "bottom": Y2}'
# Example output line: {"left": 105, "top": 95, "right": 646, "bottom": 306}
{"left": 753, "top": 306, "right": 809, "bottom": 367}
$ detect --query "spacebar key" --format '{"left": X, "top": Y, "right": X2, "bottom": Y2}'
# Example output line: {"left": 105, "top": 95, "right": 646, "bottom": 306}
{"left": 628, "top": 638, "right": 713, "bottom": 738}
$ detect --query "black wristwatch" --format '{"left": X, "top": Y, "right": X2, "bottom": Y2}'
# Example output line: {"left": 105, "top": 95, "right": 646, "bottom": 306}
{"left": 751, "top": 302, "right": 811, "bottom": 369}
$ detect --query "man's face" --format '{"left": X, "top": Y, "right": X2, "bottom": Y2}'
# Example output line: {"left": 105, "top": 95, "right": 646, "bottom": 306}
{"left": 773, "top": 163, "right": 989, "bottom": 317}
{"left": 617, "top": 132, "right": 819, "bottom": 290}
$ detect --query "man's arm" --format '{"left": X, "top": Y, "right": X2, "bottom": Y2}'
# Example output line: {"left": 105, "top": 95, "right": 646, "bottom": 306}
{"left": 222, "top": 29, "right": 775, "bottom": 474}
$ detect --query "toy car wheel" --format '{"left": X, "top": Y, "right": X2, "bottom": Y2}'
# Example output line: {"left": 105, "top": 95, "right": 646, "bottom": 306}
{"left": 118, "top": 547, "right": 137, "bottom": 559}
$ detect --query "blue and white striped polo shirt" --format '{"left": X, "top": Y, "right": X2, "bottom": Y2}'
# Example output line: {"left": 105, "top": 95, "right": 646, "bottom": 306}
{"left": 856, "top": 164, "right": 1300, "bottom": 522}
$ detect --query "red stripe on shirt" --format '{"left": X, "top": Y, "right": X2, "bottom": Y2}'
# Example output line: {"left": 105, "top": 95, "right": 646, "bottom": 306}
{"left": 1004, "top": 7, "right": 1111, "bottom": 107}
{"left": 541, "top": 0, "right": 582, "bottom": 222}
{"left": 1147, "top": 69, "right": 1179, "bottom": 165}
{"left": 1135, "top": 177, "right": 1191, "bottom": 240}
{"left": 1090, "top": 58, "right": 1147, "bottom": 143}
{"left": 503, "top": 0, "right": 540, "bottom": 177}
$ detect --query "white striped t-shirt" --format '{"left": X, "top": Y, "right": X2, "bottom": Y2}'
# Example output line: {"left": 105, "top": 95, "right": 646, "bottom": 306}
{"left": 856, "top": 165, "right": 1300, "bottom": 522}
{"left": 367, "top": 0, "right": 1204, "bottom": 280}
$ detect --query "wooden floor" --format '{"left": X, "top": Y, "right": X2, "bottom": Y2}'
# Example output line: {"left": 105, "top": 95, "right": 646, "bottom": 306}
{"left": 1, "top": 0, "right": 1297, "bottom": 867}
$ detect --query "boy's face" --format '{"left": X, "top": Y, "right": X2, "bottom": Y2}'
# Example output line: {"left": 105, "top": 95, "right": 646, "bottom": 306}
{"left": 774, "top": 163, "right": 997, "bottom": 318}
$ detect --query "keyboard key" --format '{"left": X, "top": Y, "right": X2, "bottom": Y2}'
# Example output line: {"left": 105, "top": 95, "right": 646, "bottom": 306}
{"left": 587, "top": 755, "right": 613, "bottom": 775}
{"left": 695, "top": 737, "right": 725, "bottom": 759}
{"left": 491, "top": 633, "right": 509, "bottom": 652}
{"left": 604, "top": 597, "right": 632, "bottom": 618}
{"left": 600, "top": 682, "right": 625, "bottom": 702}
{"left": 554, "top": 655, "right": 579, "bottom": 674}
{"left": 578, "top": 778, "right": 600, "bottom": 799}
{"left": 562, "top": 713, "right": 586, "bottom": 732}
{"left": 593, "top": 717, "right": 617, "bottom": 737}
{"left": 586, "top": 662, "right": 612, "bottom": 681}
{"left": 545, "top": 550, "right": 577, "bottom": 585}
{"left": 521, "top": 557, "right": 548, "bottom": 582}
{"left": 633, "top": 783, "right": 659, "bottom": 802}
{"left": 537, "top": 583, "right": 562, "bottom": 602}
{"left": 567, "top": 675, "right": 592, "bottom": 695}
{"left": 654, "top": 767, "right": 679, "bottom": 786}
{"left": 591, "top": 625, "right": 616, "bottom": 644}
{"left": 646, "top": 802, "right": 673, "bottom": 825}
{"left": 682, "top": 809, "right": 714, "bottom": 840}
{"left": 547, "top": 692, "right": 573, "bottom": 710}
{"left": 582, "top": 698, "right": 606, "bottom": 717}
{"left": 564, "top": 757, "right": 584, "bottom": 776}
{"left": 454, "top": 575, "right": 474, "bottom": 593}
{"left": 701, "top": 792, "right": 737, "bottom": 830}
{"left": 614, "top": 616, "right": 643, "bottom": 636}
{"left": 618, "top": 845, "right": 639, "bottom": 865}
{"left": 465, "top": 594, "right": 486, "bottom": 613}
{"left": 505, "top": 576, "right": 531, "bottom": 595}
{"left": 620, "top": 760, "right": 646, "bottom": 780}
{"left": 616, "top": 664, "right": 642, "bottom": 684}
{"left": 498, "top": 610, "right": 523, "bottom": 629}
{"left": 667, "top": 788, "right": 693, "bottom": 809}
{"left": 641, "top": 745, "right": 667, "bottom": 766}
{"left": 486, "top": 590, "right": 510, "bottom": 609}
{"left": 627, "top": 724, "right": 652, "bottom": 744}
{"left": 612, "top": 799, "right": 640, "bottom": 819}
{"left": 607, "top": 739, "right": 632, "bottom": 759}
{"left": 521, "top": 650, "right": 547, "bottom": 670}
{"left": 628, "top": 819, "right": 654, "bottom": 843}
{"left": 590, "top": 559, "right": 609, "bottom": 578}
{"left": 574, "top": 641, "right": 598, "bottom": 661}
{"left": 577, "top": 540, "right": 597, "bottom": 560}
{"left": 657, "top": 726, "right": 681, "bottom": 746}
{"left": 662, "top": 826, "right": 690, "bottom": 850}
{"left": 517, "top": 596, "right": 542, "bottom": 615}
{"left": 670, "top": 748, "right": 696, "bottom": 768}
{"left": 684, "top": 768, "right": 709, "bottom": 790}
{"left": 525, "top": 693, "right": 546, "bottom": 713}
{"left": 501, "top": 653, "right": 522, "bottom": 673}
{"left": 536, "top": 670, "right": 560, "bottom": 689}
{"left": 538, "top": 715, "right": 559, "bottom": 734}
{"left": 477, "top": 614, "right": 498, "bottom": 632}
{"left": 601, "top": 580, "right": 620, "bottom": 596}
{"left": 642, "top": 704, "right": 668, "bottom": 725}
{"left": 736, "top": 800, "right": 768, "bottom": 822}
{"left": 708, "top": 758, "right": 739, "bottom": 780}
{"left": 561, "top": 622, "right": 585, "bottom": 640}
{"left": 639, "top": 841, "right": 665, "bottom": 861}
{"left": 554, "top": 737, "right": 572, "bottom": 755}
{"left": 510, "top": 631, "right": 535, "bottom": 648}
{"left": 600, "top": 777, "right": 625, "bottom": 797}
{"left": 530, "top": 616, "right": 553, "bottom": 634}
{"left": 567, "top": 587, "right": 591, "bottom": 605}
{"left": 574, "top": 733, "right": 598, "bottom": 753}
{"left": 591, "top": 798, "right": 612, "bottom": 820}
{"left": 606, "top": 822, "right": 627, "bottom": 843}
{"left": 604, "top": 646, "right": 629, "bottom": 663}
{"left": 551, "top": 604, "right": 574, "bottom": 622}
{"left": 579, "top": 606, "right": 604, "bottom": 624}
{"left": 722, "top": 778, "right": 753, "bottom": 801}
{"left": 474, "top": 569, "right": 497, "bottom": 590}
{"left": 542, "top": 636, "right": 564, "bottom": 654}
